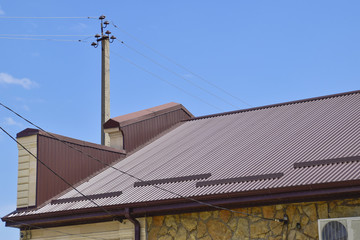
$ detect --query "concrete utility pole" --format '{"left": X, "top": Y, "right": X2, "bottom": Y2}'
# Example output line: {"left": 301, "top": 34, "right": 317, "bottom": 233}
{"left": 91, "top": 15, "right": 116, "bottom": 146}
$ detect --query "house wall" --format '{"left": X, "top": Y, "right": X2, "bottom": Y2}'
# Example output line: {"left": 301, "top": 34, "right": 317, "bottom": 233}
{"left": 146, "top": 198, "right": 360, "bottom": 240}
{"left": 16, "top": 135, "right": 37, "bottom": 208}
{"left": 22, "top": 218, "right": 146, "bottom": 240}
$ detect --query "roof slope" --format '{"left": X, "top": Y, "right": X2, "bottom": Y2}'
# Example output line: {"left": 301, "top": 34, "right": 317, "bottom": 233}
{"left": 7, "top": 90, "right": 360, "bottom": 219}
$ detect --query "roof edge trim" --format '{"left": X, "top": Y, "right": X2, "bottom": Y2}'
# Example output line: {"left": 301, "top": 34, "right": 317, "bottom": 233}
{"left": 5, "top": 181, "right": 360, "bottom": 228}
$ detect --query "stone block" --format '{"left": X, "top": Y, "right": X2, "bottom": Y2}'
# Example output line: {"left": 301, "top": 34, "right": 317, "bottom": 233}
{"left": 153, "top": 216, "right": 165, "bottom": 227}
{"left": 197, "top": 221, "right": 207, "bottom": 238}
{"left": 228, "top": 217, "right": 238, "bottom": 231}
{"left": 148, "top": 226, "right": 160, "bottom": 240}
{"left": 275, "top": 204, "right": 283, "bottom": 210}
{"left": 168, "top": 228, "right": 176, "bottom": 237}
{"left": 262, "top": 205, "right": 275, "bottom": 219}
{"left": 165, "top": 215, "right": 178, "bottom": 230}
{"left": 219, "top": 210, "right": 231, "bottom": 223}
{"left": 175, "top": 226, "right": 187, "bottom": 240}
{"left": 199, "top": 211, "right": 211, "bottom": 221}
{"left": 158, "top": 235, "right": 173, "bottom": 240}
{"left": 317, "top": 203, "right": 328, "bottom": 219}
{"left": 158, "top": 226, "right": 168, "bottom": 236}
{"left": 250, "top": 219, "right": 269, "bottom": 238}
{"left": 207, "top": 219, "right": 232, "bottom": 240}
{"left": 234, "top": 218, "right": 249, "bottom": 238}
{"left": 181, "top": 216, "right": 197, "bottom": 232}
{"left": 329, "top": 205, "right": 360, "bottom": 218}
{"left": 300, "top": 215, "right": 309, "bottom": 226}
{"left": 233, "top": 208, "right": 248, "bottom": 217}
{"left": 303, "top": 221, "right": 318, "bottom": 238}
{"left": 303, "top": 204, "right": 317, "bottom": 221}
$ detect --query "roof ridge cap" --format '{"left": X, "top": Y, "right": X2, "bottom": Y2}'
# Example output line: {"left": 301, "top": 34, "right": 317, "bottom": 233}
{"left": 185, "top": 89, "right": 360, "bottom": 121}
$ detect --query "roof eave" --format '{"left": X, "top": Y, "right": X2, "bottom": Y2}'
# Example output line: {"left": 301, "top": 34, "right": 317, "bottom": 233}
{"left": 4, "top": 180, "right": 360, "bottom": 228}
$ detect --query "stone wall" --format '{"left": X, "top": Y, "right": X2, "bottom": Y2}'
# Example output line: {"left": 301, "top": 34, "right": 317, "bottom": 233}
{"left": 146, "top": 198, "right": 360, "bottom": 240}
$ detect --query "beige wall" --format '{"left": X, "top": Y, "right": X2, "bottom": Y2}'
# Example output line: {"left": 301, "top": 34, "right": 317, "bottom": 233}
{"left": 105, "top": 127, "right": 124, "bottom": 150}
{"left": 22, "top": 218, "right": 146, "bottom": 240}
{"left": 17, "top": 135, "right": 37, "bottom": 208}
{"left": 147, "top": 198, "right": 360, "bottom": 240}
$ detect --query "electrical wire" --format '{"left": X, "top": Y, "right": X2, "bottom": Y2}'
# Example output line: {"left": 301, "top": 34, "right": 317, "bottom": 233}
{"left": 0, "top": 37, "right": 83, "bottom": 42}
{"left": 118, "top": 40, "right": 241, "bottom": 109}
{"left": 5, "top": 219, "right": 108, "bottom": 240}
{"left": 0, "top": 16, "right": 96, "bottom": 19}
{"left": 79, "top": 35, "right": 94, "bottom": 42}
{"left": 0, "top": 102, "right": 286, "bottom": 223}
{"left": 111, "top": 21, "right": 252, "bottom": 108}
{"left": 0, "top": 34, "right": 92, "bottom": 37}
{"left": 109, "top": 50, "right": 223, "bottom": 112}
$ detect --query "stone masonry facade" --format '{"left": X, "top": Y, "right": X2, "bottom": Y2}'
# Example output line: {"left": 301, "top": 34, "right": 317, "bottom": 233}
{"left": 146, "top": 198, "right": 360, "bottom": 240}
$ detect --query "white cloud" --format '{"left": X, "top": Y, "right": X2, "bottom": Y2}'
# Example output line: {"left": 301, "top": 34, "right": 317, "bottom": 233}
{"left": 0, "top": 5, "right": 5, "bottom": 15}
{"left": 4, "top": 117, "right": 22, "bottom": 127}
{"left": 0, "top": 73, "right": 38, "bottom": 89}
{"left": 23, "top": 105, "right": 30, "bottom": 111}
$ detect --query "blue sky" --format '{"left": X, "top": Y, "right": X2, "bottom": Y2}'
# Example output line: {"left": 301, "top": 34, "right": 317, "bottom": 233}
{"left": 0, "top": 1, "right": 359, "bottom": 238}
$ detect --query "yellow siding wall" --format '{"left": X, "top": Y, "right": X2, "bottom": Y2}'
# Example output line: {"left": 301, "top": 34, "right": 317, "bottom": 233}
{"left": 17, "top": 135, "right": 37, "bottom": 208}
{"left": 23, "top": 219, "right": 146, "bottom": 240}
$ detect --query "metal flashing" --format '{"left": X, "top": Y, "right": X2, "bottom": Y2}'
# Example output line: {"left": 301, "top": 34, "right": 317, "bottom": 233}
{"left": 134, "top": 173, "right": 211, "bottom": 187}
{"left": 196, "top": 173, "right": 284, "bottom": 187}
{"left": 51, "top": 191, "right": 123, "bottom": 205}
{"left": 294, "top": 156, "right": 360, "bottom": 168}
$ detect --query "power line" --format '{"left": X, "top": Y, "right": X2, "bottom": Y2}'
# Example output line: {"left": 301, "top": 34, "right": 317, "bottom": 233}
{"left": 0, "top": 16, "right": 96, "bottom": 19}
{"left": 0, "top": 102, "right": 286, "bottom": 224}
{"left": 119, "top": 40, "right": 241, "bottom": 109}
{"left": 0, "top": 37, "right": 83, "bottom": 42}
{"left": 0, "top": 34, "right": 92, "bottom": 37}
{"left": 111, "top": 21, "right": 252, "bottom": 108}
{"left": 110, "top": 50, "right": 223, "bottom": 111}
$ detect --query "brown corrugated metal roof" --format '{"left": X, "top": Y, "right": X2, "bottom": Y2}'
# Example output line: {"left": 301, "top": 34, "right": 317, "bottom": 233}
{"left": 4, "top": 90, "right": 360, "bottom": 224}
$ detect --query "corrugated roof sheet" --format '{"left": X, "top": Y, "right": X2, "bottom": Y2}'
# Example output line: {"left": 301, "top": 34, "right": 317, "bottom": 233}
{"left": 8, "top": 90, "right": 360, "bottom": 217}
